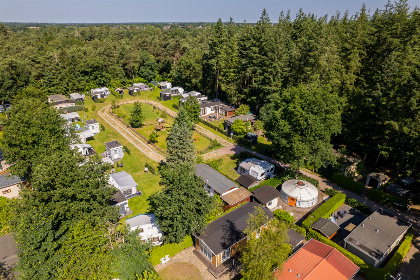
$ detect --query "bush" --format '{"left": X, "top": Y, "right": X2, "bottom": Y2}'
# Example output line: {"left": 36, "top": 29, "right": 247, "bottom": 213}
{"left": 332, "top": 172, "right": 364, "bottom": 194}
{"left": 92, "top": 104, "right": 96, "bottom": 111}
{"left": 273, "top": 209, "right": 295, "bottom": 224}
{"left": 172, "top": 104, "right": 179, "bottom": 110}
{"left": 301, "top": 193, "right": 346, "bottom": 229}
{"left": 123, "top": 145, "right": 130, "bottom": 155}
{"left": 208, "top": 139, "right": 222, "bottom": 150}
{"left": 145, "top": 162, "right": 156, "bottom": 175}
{"left": 100, "top": 124, "right": 105, "bottom": 131}
{"left": 323, "top": 188, "right": 372, "bottom": 215}
{"left": 207, "top": 158, "right": 223, "bottom": 171}
{"left": 196, "top": 156, "right": 204, "bottom": 164}
{"left": 218, "top": 123, "right": 225, "bottom": 130}
{"left": 149, "top": 131, "right": 158, "bottom": 143}
{"left": 83, "top": 107, "right": 89, "bottom": 112}
{"left": 367, "top": 189, "right": 409, "bottom": 209}
{"left": 0, "top": 197, "right": 12, "bottom": 236}
{"left": 149, "top": 235, "right": 193, "bottom": 266}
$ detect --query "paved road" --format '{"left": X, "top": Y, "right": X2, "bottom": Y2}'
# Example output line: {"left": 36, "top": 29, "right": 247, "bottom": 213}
{"left": 0, "top": 234, "right": 18, "bottom": 279}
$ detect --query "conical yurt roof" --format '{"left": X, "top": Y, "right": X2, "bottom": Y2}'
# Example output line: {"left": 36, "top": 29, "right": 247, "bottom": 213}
{"left": 281, "top": 179, "right": 318, "bottom": 202}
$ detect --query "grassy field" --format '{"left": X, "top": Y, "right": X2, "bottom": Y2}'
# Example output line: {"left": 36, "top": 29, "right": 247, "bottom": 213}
{"left": 205, "top": 154, "right": 242, "bottom": 181}
{"left": 159, "top": 262, "right": 201, "bottom": 280}
{"left": 116, "top": 103, "right": 212, "bottom": 153}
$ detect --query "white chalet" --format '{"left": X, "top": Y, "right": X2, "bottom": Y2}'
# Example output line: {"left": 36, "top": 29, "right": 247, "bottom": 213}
{"left": 126, "top": 213, "right": 163, "bottom": 245}
{"left": 237, "top": 158, "right": 275, "bottom": 181}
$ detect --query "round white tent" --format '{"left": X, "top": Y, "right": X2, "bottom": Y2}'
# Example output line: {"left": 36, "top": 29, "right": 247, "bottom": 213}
{"left": 280, "top": 179, "right": 318, "bottom": 208}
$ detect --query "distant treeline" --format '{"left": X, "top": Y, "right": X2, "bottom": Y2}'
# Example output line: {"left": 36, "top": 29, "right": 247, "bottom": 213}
{"left": 0, "top": 0, "right": 419, "bottom": 174}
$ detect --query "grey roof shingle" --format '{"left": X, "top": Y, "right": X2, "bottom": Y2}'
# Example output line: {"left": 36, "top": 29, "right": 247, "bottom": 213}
{"left": 126, "top": 213, "right": 156, "bottom": 228}
{"left": 0, "top": 174, "right": 23, "bottom": 189}
{"left": 105, "top": 140, "right": 122, "bottom": 149}
{"left": 311, "top": 218, "right": 340, "bottom": 238}
{"left": 287, "top": 228, "right": 305, "bottom": 248}
{"left": 236, "top": 174, "right": 260, "bottom": 189}
{"left": 86, "top": 119, "right": 99, "bottom": 125}
{"left": 194, "top": 203, "right": 273, "bottom": 255}
{"left": 252, "top": 185, "right": 281, "bottom": 205}
{"left": 110, "top": 171, "right": 137, "bottom": 189}
{"left": 195, "top": 164, "right": 238, "bottom": 194}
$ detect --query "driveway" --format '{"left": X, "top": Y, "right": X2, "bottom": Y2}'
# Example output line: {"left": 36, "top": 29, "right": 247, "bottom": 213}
{"left": 399, "top": 236, "right": 420, "bottom": 280}
{"left": 0, "top": 234, "right": 18, "bottom": 279}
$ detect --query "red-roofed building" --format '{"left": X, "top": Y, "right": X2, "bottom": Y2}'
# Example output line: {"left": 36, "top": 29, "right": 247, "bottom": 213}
{"left": 275, "top": 239, "right": 359, "bottom": 280}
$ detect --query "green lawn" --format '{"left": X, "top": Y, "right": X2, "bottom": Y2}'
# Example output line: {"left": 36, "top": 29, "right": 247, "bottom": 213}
{"left": 116, "top": 103, "right": 212, "bottom": 153}
{"left": 206, "top": 154, "right": 241, "bottom": 181}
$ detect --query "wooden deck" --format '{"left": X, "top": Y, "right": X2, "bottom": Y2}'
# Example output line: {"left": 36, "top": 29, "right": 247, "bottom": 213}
{"left": 193, "top": 249, "right": 238, "bottom": 279}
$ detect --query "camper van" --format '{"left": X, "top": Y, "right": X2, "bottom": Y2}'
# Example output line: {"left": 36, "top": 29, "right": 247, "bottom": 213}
{"left": 237, "top": 158, "right": 275, "bottom": 181}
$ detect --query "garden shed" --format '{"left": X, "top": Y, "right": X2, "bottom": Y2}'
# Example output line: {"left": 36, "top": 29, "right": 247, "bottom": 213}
{"left": 280, "top": 179, "right": 318, "bottom": 208}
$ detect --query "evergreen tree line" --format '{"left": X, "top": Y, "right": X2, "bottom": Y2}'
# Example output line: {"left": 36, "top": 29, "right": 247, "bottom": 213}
{"left": 0, "top": 0, "right": 419, "bottom": 173}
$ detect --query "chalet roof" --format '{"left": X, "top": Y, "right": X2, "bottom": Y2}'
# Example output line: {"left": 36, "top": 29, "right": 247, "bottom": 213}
{"left": 195, "top": 164, "right": 238, "bottom": 195}
{"left": 110, "top": 190, "right": 127, "bottom": 205}
{"left": 60, "top": 112, "right": 80, "bottom": 121}
{"left": 225, "top": 114, "right": 257, "bottom": 125}
{"left": 194, "top": 203, "right": 273, "bottom": 255}
{"left": 105, "top": 140, "right": 122, "bottom": 149}
{"left": 126, "top": 213, "right": 157, "bottom": 229}
{"left": 86, "top": 119, "right": 99, "bottom": 125}
{"left": 220, "top": 187, "right": 252, "bottom": 206}
{"left": 276, "top": 239, "right": 359, "bottom": 280}
{"left": 0, "top": 174, "right": 23, "bottom": 189}
{"left": 200, "top": 101, "right": 224, "bottom": 109}
{"left": 252, "top": 185, "right": 281, "bottom": 205}
{"left": 109, "top": 171, "right": 137, "bottom": 189}
{"left": 368, "top": 172, "right": 390, "bottom": 183}
{"left": 287, "top": 229, "right": 305, "bottom": 249}
{"left": 386, "top": 184, "right": 409, "bottom": 197}
{"left": 236, "top": 174, "right": 260, "bottom": 189}
{"left": 311, "top": 218, "right": 340, "bottom": 238}
{"left": 48, "top": 94, "right": 69, "bottom": 103}
{"left": 344, "top": 211, "right": 411, "bottom": 261}
{"left": 69, "top": 93, "right": 83, "bottom": 99}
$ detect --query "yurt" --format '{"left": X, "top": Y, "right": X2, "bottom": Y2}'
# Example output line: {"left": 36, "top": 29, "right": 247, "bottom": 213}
{"left": 280, "top": 180, "right": 318, "bottom": 208}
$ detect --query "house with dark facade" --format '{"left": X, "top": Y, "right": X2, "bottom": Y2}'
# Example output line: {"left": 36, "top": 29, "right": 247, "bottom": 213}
{"left": 343, "top": 210, "right": 411, "bottom": 267}
{"left": 193, "top": 203, "right": 273, "bottom": 271}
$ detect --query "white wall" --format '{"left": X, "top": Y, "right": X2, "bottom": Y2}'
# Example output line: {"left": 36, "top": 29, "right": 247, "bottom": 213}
{"left": 0, "top": 184, "right": 20, "bottom": 199}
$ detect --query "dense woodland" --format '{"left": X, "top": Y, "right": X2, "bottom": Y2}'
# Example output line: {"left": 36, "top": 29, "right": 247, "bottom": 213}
{"left": 1, "top": 0, "right": 419, "bottom": 175}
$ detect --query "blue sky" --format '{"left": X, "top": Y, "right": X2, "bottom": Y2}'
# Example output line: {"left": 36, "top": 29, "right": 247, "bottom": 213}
{"left": 0, "top": 0, "right": 418, "bottom": 23}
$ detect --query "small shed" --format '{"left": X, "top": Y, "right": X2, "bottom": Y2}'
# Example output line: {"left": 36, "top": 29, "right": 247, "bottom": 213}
{"left": 252, "top": 185, "right": 281, "bottom": 211}
{"left": 311, "top": 218, "right": 340, "bottom": 239}
{"left": 105, "top": 140, "right": 124, "bottom": 161}
{"left": 160, "top": 90, "right": 172, "bottom": 101}
{"left": 287, "top": 229, "right": 305, "bottom": 252}
{"left": 366, "top": 173, "right": 390, "bottom": 189}
{"left": 86, "top": 119, "right": 100, "bottom": 135}
{"left": 280, "top": 180, "right": 318, "bottom": 208}
{"left": 220, "top": 187, "right": 252, "bottom": 211}
{"left": 236, "top": 174, "right": 260, "bottom": 189}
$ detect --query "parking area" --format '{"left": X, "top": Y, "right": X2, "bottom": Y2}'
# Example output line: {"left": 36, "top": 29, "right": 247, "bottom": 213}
{"left": 331, "top": 205, "right": 367, "bottom": 244}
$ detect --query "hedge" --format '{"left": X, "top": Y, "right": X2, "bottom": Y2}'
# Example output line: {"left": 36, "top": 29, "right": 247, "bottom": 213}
{"left": 332, "top": 172, "right": 364, "bottom": 194}
{"left": 301, "top": 192, "right": 346, "bottom": 229}
{"left": 149, "top": 235, "right": 193, "bottom": 265}
{"left": 323, "top": 188, "right": 372, "bottom": 215}
{"left": 367, "top": 188, "right": 409, "bottom": 209}
{"left": 145, "top": 162, "right": 156, "bottom": 175}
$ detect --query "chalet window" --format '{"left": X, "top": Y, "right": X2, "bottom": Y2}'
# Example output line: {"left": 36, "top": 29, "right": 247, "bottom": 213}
{"left": 222, "top": 247, "right": 231, "bottom": 263}
{"left": 199, "top": 240, "right": 212, "bottom": 261}
{"left": 114, "top": 149, "right": 118, "bottom": 155}
{"left": 151, "top": 237, "right": 160, "bottom": 242}
{"left": 2, "top": 189, "right": 11, "bottom": 194}
{"left": 267, "top": 201, "right": 273, "bottom": 207}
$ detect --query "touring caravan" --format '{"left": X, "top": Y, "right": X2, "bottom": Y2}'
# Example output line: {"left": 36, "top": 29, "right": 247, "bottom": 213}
{"left": 237, "top": 158, "right": 275, "bottom": 181}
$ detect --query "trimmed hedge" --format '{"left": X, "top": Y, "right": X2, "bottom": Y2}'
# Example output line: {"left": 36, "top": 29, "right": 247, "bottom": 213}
{"left": 149, "top": 235, "right": 193, "bottom": 266}
{"left": 367, "top": 188, "right": 409, "bottom": 209}
{"left": 323, "top": 188, "right": 372, "bottom": 215}
{"left": 145, "top": 162, "right": 156, "bottom": 175}
{"left": 301, "top": 192, "right": 346, "bottom": 229}
{"left": 332, "top": 172, "right": 364, "bottom": 194}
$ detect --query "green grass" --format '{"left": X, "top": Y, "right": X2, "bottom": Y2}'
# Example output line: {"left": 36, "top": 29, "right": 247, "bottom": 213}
{"left": 206, "top": 154, "right": 242, "bottom": 181}
{"left": 149, "top": 235, "right": 193, "bottom": 266}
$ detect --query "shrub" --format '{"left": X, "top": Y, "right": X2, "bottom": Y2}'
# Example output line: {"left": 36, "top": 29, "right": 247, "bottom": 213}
{"left": 332, "top": 172, "right": 364, "bottom": 194}
{"left": 218, "top": 123, "right": 225, "bottom": 130}
{"left": 196, "top": 156, "right": 204, "bottom": 164}
{"left": 208, "top": 139, "right": 222, "bottom": 150}
{"left": 91, "top": 104, "right": 96, "bottom": 111}
{"left": 172, "top": 104, "right": 179, "bottom": 110}
{"left": 123, "top": 145, "right": 130, "bottom": 155}
{"left": 149, "top": 131, "right": 158, "bottom": 143}
{"left": 301, "top": 193, "right": 346, "bottom": 229}
{"left": 145, "top": 162, "right": 156, "bottom": 175}
{"left": 367, "top": 189, "right": 409, "bottom": 209}
{"left": 100, "top": 124, "right": 105, "bottom": 131}
{"left": 273, "top": 209, "right": 295, "bottom": 224}
{"left": 149, "top": 235, "right": 193, "bottom": 266}
{"left": 0, "top": 197, "right": 12, "bottom": 236}
{"left": 207, "top": 158, "right": 223, "bottom": 171}
{"left": 83, "top": 107, "right": 89, "bottom": 112}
